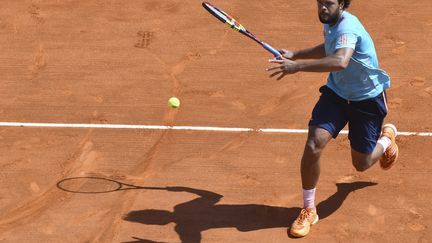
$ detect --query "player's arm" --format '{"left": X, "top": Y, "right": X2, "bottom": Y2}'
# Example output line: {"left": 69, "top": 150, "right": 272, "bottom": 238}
{"left": 280, "top": 43, "right": 326, "bottom": 60}
{"left": 267, "top": 47, "right": 354, "bottom": 78}
{"left": 295, "top": 47, "right": 353, "bottom": 72}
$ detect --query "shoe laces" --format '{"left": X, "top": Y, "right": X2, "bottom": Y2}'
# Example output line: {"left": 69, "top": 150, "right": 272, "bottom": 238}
{"left": 296, "top": 209, "right": 311, "bottom": 224}
{"left": 382, "top": 131, "right": 394, "bottom": 139}
{"left": 384, "top": 144, "right": 396, "bottom": 158}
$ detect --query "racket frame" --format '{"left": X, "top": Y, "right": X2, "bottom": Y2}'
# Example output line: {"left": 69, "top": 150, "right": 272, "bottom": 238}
{"left": 202, "top": 2, "right": 282, "bottom": 58}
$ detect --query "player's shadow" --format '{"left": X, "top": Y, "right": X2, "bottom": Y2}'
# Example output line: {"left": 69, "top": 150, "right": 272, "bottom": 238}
{"left": 123, "top": 181, "right": 377, "bottom": 243}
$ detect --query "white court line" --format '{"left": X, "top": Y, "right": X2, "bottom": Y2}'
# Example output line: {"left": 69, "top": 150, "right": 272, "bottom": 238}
{"left": 0, "top": 122, "right": 431, "bottom": 136}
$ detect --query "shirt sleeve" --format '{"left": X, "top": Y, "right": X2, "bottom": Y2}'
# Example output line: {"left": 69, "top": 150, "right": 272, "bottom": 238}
{"left": 335, "top": 33, "right": 357, "bottom": 50}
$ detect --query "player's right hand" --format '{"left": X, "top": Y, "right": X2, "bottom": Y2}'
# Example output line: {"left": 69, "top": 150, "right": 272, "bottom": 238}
{"left": 279, "top": 49, "right": 295, "bottom": 59}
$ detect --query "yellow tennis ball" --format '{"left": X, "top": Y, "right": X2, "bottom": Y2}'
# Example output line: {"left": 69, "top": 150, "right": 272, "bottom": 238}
{"left": 168, "top": 97, "right": 180, "bottom": 108}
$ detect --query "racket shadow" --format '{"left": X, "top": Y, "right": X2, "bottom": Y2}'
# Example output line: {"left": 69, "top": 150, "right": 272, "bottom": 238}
{"left": 56, "top": 176, "right": 166, "bottom": 194}
{"left": 122, "top": 237, "right": 166, "bottom": 243}
{"left": 123, "top": 181, "right": 377, "bottom": 242}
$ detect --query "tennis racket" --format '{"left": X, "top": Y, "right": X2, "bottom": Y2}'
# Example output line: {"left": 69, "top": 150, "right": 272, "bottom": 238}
{"left": 202, "top": 2, "right": 282, "bottom": 59}
{"left": 57, "top": 177, "right": 166, "bottom": 194}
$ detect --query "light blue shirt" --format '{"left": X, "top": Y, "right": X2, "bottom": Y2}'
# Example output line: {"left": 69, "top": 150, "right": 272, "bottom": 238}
{"left": 324, "top": 11, "right": 390, "bottom": 101}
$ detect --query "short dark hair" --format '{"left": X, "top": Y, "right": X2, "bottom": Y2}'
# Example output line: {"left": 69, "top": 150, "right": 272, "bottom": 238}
{"left": 338, "top": 0, "right": 352, "bottom": 9}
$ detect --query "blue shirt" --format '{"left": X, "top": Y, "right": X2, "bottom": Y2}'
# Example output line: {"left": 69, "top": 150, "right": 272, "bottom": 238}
{"left": 324, "top": 11, "right": 390, "bottom": 101}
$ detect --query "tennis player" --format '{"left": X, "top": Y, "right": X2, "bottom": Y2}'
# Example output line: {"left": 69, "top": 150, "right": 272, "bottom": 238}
{"left": 267, "top": 0, "right": 399, "bottom": 237}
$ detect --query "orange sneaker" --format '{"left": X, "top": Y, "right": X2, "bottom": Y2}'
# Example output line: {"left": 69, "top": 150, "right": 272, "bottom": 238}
{"left": 290, "top": 208, "right": 319, "bottom": 237}
{"left": 379, "top": 124, "right": 399, "bottom": 170}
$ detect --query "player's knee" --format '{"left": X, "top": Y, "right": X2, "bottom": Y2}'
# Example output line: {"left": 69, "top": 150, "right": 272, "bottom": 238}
{"left": 353, "top": 163, "right": 368, "bottom": 172}
{"left": 304, "top": 139, "right": 326, "bottom": 157}
{"left": 352, "top": 158, "right": 370, "bottom": 172}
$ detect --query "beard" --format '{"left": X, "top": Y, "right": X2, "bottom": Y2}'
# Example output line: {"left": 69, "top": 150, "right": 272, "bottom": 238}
{"left": 319, "top": 11, "right": 341, "bottom": 25}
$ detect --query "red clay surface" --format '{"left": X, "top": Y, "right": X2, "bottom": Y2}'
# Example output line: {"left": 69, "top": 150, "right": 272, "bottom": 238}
{"left": 0, "top": 0, "right": 431, "bottom": 242}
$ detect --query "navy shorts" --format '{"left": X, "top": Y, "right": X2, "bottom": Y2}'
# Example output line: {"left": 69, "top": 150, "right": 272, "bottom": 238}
{"left": 309, "top": 85, "right": 388, "bottom": 154}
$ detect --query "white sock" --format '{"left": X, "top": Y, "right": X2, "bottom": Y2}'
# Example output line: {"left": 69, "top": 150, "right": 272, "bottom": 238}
{"left": 303, "top": 188, "right": 316, "bottom": 209}
{"left": 377, "top": 136, "right": 391, "bottom": 151}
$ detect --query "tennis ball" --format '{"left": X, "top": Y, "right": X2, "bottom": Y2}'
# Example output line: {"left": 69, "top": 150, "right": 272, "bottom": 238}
{"left": 168, "top": 97, "right": 180, "bottom": 108}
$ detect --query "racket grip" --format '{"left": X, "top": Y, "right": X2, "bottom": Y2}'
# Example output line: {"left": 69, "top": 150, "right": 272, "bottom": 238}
{"left": 262, "top": 42, "right": 282, "bottom": 59}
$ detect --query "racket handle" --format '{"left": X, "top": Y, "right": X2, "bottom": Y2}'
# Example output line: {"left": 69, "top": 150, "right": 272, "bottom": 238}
{"left": 262, "top": 42, "right": 282, "bottom": 59}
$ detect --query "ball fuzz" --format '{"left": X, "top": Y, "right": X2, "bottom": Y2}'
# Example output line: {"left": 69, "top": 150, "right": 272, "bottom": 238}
{"left": 168, "top": 97, "right": 180, "bottom": 108}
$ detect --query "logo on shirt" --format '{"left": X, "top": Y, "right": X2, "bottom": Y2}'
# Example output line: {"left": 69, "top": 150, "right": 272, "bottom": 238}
{"left": 340, "top": 33, "right": 349, "bottom": 45}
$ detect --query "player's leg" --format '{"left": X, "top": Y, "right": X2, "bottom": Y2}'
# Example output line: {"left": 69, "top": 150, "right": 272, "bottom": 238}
{"left": 351, "top": 124, "right": 398, "bottom": 171}
{"left": 290, "top": 126, "right": 332, "bottom": 238}
{"left": 290, "top": 86, "right": 347, "bottom": 238}
{"left": 351, "top": 145, "right": 383, "bottom": 171}
{"left": 348, "top": 92, "right": 398, "bottom": 171}
{"left": 301, "top": 126, "right": 333, "bottom": 190}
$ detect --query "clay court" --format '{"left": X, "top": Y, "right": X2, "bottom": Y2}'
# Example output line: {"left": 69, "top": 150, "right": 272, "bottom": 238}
{"left": 0, "top": 0, "right": 431, "bottom": 242}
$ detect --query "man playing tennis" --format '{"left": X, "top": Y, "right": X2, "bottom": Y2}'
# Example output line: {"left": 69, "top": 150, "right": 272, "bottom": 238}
{"left": 267, "top": 0, "right": 399, "bottom": 238}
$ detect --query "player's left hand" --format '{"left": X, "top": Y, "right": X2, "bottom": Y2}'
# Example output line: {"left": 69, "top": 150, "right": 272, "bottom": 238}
{"left": 267, "top": 58, "right": 300, "bottom": 80}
